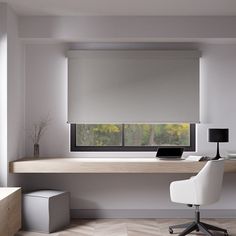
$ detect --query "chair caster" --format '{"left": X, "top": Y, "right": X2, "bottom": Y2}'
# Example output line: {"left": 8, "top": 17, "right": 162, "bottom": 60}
{"left": 169, "top": 227, "right": 173, "bottom": 234}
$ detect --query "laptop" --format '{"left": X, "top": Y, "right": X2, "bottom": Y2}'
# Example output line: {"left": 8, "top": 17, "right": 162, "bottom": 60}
{"left": 156, "top": 147, "right": 184, "bottom": 160}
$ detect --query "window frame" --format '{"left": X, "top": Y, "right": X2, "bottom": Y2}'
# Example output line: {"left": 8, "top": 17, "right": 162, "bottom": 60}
{"left": 70, "top": 123, "right": 196, "bottom": 152}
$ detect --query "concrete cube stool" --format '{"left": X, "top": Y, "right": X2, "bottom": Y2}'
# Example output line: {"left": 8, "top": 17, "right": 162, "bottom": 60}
{"left": 23, "top": 190, "right": 70, "bottom": 233}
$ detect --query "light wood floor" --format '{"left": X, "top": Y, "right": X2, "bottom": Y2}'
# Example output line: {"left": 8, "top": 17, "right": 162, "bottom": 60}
{"left": 16, "top": 219, "right": 236, "bottom": 236}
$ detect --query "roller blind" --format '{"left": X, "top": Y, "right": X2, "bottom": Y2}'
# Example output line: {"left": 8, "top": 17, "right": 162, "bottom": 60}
{"left": 67, "top": 50, "right": 200, "bottom": 123}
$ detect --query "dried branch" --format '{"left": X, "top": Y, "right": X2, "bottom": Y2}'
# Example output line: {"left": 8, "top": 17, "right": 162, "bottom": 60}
{"left": 30, "top": 115, "right": 51, "bottom": 144}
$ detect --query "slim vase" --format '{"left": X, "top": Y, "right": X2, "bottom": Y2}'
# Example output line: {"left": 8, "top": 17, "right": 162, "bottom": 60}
{"left": 34, "top": 143, "right": 39, "bottom": 158}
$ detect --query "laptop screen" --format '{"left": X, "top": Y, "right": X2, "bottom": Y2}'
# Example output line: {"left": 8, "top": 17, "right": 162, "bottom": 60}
{"left": 156, "top": 147, "right": 184, "bottom": 158}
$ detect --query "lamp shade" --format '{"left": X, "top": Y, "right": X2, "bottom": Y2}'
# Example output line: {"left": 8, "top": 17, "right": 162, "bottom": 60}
{"left": 209, "top": 129, "right": 229, "bottom": 143}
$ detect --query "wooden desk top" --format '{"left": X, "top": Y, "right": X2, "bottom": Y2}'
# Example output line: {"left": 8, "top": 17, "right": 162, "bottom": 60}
{"left": 0, "top": 187, "right": 21, "bottom": 201}
{"left": 9, "top": 157, "right": 236, "bottom": 174}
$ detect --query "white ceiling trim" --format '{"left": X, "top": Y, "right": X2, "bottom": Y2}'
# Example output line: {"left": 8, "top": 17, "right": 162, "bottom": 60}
{"left": 19, "top": 16, "right": 236, "bottom": 43}
{"left": 1, "top": 0, "right": 236, "bottom": 16}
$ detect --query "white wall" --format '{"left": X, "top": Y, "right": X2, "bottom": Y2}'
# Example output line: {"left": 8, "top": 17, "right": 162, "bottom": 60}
{"left": 6, "top": 4, "right": 25, "bottom": 187}
{"left": 0, "top": 3, "right": 8, "bottom": 186}
{"left": 22, "top": 42, "right": 236, "bottom": 216}
{"left": 0, "top": 3, "right": 25, "bottom": 187}
{"left": 25, "top": 43, "right": 68, "bottom": 157}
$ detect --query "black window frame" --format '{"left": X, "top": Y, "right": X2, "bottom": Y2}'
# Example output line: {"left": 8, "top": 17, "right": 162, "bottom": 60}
{"left": 70, "top": 123, "right": 196, "bottom": 152}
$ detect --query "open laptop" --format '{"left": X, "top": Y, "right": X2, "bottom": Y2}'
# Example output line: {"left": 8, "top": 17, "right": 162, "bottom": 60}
{"left": 156, "top": 147, "right": 184, "bottom": 160}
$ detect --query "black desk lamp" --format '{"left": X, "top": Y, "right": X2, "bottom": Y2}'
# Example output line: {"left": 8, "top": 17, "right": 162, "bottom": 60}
{"left": 209, "top": 128, "right": 229, "bottom": 160}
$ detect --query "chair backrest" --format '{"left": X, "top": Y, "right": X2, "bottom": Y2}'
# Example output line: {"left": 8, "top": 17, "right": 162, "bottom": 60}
{"left": 194, "top": 159, "right": 224, "bottom": 205}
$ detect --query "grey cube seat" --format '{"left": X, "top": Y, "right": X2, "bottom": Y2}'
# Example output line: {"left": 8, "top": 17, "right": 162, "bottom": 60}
{"left": 23, "top": 190, "right": 70, "bottom": 233}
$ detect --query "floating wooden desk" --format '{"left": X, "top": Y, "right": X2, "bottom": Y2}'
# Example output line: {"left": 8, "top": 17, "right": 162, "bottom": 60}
{"left": 9, "top": 157, "right": 236, "bottom": 174}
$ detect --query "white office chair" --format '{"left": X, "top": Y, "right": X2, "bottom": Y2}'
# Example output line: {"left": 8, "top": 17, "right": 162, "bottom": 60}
{"left": 169, "top": 160, "right": 228, "bottom": 236}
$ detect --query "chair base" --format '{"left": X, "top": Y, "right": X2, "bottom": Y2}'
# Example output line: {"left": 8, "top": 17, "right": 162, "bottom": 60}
{"left": 169, "top": 206, "right": 228, "bottom": 236}
{"left": 169, "top": 221, "right": 228, "bottom": 236}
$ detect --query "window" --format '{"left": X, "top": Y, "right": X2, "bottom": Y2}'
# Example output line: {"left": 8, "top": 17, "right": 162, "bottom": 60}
{"left": 71, "top": 123, "right": 195, "bottom": 151}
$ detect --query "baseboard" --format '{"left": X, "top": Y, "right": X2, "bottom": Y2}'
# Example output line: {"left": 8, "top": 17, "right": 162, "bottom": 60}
{"left": 71, "top": 209, "right": 236, "bottom": 219}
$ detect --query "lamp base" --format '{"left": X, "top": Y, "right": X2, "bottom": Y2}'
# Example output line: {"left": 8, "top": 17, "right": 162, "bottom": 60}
{"left": 212, "top": 156, "right": 221, "bottom": 160}
{"left": 212, "top": 142, "right": 221, "bottom": 160}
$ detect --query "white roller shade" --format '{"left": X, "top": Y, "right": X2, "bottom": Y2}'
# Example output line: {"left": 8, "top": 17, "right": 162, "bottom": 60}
{"left": 67, "top": 50, "right": 200, "bottom": 123}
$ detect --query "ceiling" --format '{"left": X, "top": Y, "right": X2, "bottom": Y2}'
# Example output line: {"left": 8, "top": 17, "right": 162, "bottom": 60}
{"left": 1, "top": 0, "right": 236, "bottom": 16}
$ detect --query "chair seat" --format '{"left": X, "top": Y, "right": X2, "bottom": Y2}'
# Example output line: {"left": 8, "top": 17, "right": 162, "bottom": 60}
{"left": 170, "top": 160, "right": 224, "bottom": 206}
